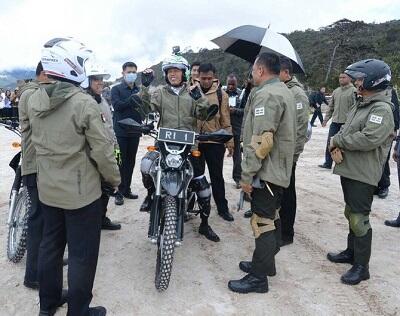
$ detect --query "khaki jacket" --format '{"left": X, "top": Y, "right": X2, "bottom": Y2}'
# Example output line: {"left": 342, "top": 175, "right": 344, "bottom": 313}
{"left": 332, "top": 90, "right": 394, "bottom": 186}
{"left": 285, "top": 77, "right": 309, "bottom": 162}
{"left": 28, "top": 81, "right": 120, "bottom": 210}
{"left": 241, "top": 78, "right": 296, "bottom": 188}
{"left": 197, "top": 81, "right": 233, "bottom": 147}
{"left": 324, "top": 84, "right": 357, "bottom": 124}
{"left": 141, "top": 83, "right": 210, "bottom": 131}
{"left": 19, "top": 81, "right": 41, "bottom": 176}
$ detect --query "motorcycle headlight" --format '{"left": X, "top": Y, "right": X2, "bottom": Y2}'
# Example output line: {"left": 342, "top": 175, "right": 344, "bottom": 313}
{"left": 165, "top": 154, "right": 183, "bottom": 168}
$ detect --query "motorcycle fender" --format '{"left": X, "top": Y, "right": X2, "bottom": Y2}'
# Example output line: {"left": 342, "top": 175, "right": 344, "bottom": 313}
{"left": 161, "top": 171, "right": 185, "bottom": 197}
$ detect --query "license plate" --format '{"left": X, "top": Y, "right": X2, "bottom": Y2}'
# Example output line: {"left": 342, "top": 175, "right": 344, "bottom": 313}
{"left": 158, "top": 128, "right": 195, "bottom": 145}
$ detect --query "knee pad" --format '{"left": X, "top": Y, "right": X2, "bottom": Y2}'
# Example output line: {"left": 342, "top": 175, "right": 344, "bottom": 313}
{"left": 140, "top": 151, "right": 159, "bottom": 174}
{"left": 250, "top": 213, "right": 275, "bottom": 239}
{"left": 349, "top": 213, "right": 371, "bottom": 237}
{"left": 190, "top": 176, "right": 211, "bottom": 199}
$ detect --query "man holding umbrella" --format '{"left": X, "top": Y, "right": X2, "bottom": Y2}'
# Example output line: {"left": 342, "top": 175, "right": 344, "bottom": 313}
{"left": 228, "top": 52, "right": 296, "bottom": 294}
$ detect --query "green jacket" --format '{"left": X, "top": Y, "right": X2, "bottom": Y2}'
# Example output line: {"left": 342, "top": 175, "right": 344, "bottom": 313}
{"left": 324, "top": 84, "right": 357, "bottom": 124}
{"left": 18, "top": 81, "right": 41, "bottom": 176}
{"left": 285, "top": 77, "right": 309, "bottom": 162}
{"left": 141, "top": 84, "right": 210, "bottom": 131}
{"left": 28, "top": 81, "right": 120, "bottom": 210}
{"left": 241, "top": 78, "right": 296, "bottom": 188}
{"left": 332, "top": 90, "right": 394, "bottom": 186}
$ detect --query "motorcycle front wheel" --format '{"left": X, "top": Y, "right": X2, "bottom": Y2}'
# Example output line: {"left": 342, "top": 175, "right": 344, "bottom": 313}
{"left": 7, "top": 187, "right": 29, "bottom": 263}
{"left": 155, "top": 195, "right": 177, "bottom": 291}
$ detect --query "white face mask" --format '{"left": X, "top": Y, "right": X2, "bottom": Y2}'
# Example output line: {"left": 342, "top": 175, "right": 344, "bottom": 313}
{"left": 124, "top": 73, "right": 137, "bottom": 84}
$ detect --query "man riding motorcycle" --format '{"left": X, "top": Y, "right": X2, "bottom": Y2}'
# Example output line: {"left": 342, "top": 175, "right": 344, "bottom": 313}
{"left": 138, "top": 54, "right": 220, "bottom": 242}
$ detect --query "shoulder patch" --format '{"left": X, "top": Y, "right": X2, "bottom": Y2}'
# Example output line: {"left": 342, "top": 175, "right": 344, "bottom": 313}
{"left": 369, "top": 114, "right": 383, "bottom": 124}
{"left": 255, "top": 107, "right": 265, "bottom": 117}
{"left": 296, "top": 102, "right": 303, "bottom": 110}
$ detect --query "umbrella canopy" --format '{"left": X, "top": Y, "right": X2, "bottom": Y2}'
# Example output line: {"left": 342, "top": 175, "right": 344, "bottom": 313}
{"left": 211, "top": 25, "right": 305, "bottom": 74}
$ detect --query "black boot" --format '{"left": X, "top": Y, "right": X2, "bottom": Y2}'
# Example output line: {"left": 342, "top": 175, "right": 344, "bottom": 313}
{"left": 199, "top": 223, "right": 220, "bottom": 242}
{"left": 101, "top": 217, "right": 121, "bottom": 230}
{"left": 114, "top": 192, "right": 124, "bottom": 206}
{"left": 218, "top": 210, "right": 234, "bottom": 222}
{"left": 140, "top": 193, "right": 152, "bottom": 213}
{"left": 228, "top": 273, "right": 268, "bottom": 294}
{"left": 327, "top": 231, "right": 354, "bottom": 264}
{"left": 89, "top": 306, "right": 107, "bottom": 316}
{"left": 38, "top": 289, "right": 68, "bottom": 315}
{"left": 239, "top": 261, "right": 276, "bottom": 277}
{"left": 384, "top": 212, "right": 400, "bottom": 227}
{"left": 341, "top": 264, "right": 370, "bottom": 285}
{"left": 244, "top": 209, "right": 253, "bottom": 218}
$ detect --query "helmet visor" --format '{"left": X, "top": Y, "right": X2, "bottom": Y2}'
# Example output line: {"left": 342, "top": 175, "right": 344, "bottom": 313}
{"left": 344, "top": 69, "right": 366, "bottom": 80}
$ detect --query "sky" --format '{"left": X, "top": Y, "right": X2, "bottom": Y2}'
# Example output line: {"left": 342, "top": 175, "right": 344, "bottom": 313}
{"left": 0, "top": 0, "right": 399, "bottom": 79}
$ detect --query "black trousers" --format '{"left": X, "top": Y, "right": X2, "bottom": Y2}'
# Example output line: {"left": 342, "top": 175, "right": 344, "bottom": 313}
{"left": 280, "top": 163, "right": 297, "bottom": 240}
{"left": 378, "top": 147, "right": 392, "bottom": 190}
{"left": 23, "top": 174, "right": 43, "bottom": 284}
{"left": 117, "top": 136, "right": 140, "bottom": 195}
{"left": 310, "top": 108, "right": 323, "bottom": 125}
{"left": 38, "top": 199, "right": 102, "bottom": 316}
{"left": 232, "top": 135, "right": 242, "bottom": 183}
{"left": 324, "top": 122, "right": 344, "bottom": 167}
{"left": 250, "top": 183, "right": 284, "bottom": 278}
{"left": 198, "top": 143, "right": 229, "bottom": 213}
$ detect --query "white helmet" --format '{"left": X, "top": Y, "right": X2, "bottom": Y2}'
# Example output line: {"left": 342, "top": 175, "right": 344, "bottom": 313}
{"left": 81, "top": 58, "right": 111, "bottom": 89}
{"left": 41, "top": 37, "right": 93, "bottom": 83}
{"left": 161, "top": 54, "right": 190, "bottom": 77}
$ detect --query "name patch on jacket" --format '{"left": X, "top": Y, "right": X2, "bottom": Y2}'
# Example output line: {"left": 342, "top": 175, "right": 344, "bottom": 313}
{"left": 369, "top": 114, "right": 383, "bottom": 124}
{"left": 296, "top": 103, "right": 303, "bottom": 110}
{"left": 255, "top": 107, "right": 265, "bottom": 116}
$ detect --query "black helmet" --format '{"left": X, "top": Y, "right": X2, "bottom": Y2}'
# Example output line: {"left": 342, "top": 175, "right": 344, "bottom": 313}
{"left": 345, "top": 59, "right": 391, "bottom": 91}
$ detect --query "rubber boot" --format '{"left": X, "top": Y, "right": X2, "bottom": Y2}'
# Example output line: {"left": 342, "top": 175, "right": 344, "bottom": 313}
{"left": 341, "top": 229, "right": 371, "bottom": 285}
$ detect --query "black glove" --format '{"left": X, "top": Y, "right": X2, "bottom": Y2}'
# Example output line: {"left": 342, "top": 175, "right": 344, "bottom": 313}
{"left": 101, "top": 182, "right": 117, "bottom": 196}
{"left": 129, "top": 94, "right": 142, "bottom": 107}
{"left": 141, "top": 72, "right": 154, "bottom": 87}
{"left": 142, "top": 123, "right": 154, "bottom": 135}
{"left": 189, "top": 86, "right": 202, "bottom": 101}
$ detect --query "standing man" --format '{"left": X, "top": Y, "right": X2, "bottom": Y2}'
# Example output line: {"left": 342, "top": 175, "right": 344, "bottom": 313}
{"left": 279, "top": 57, "right": 310, "bottom": 246}
{"left": 82, "top": 59, "right": 121, "bottom": 230}
{"left": 112, "top": 62, "right": 144, "bottom": 205}
{"left": 29, "top": 38, "right": 120, "bottom": 316}
{"left": 189, "top": 61, "right": 201, "bottom": 85}
{"left": 197, "top": 63, "right": 234, "bottom": 222}
{"left": 18, "top": 61, "right": 52, "bottom": 290}
{"left": 309, "top": 87, "right": 328, "bottom": 127}
{"left": 228, "top": 53, "right": 296, "bottom": 294}
{"left": 224, "top": 74, "right": 244, "bottom": 189}
{"left": 327, "top": 59, "right": 393, "bottom": 285}
{"left": 319, "top": 74, "right": 356, "bottom": 169}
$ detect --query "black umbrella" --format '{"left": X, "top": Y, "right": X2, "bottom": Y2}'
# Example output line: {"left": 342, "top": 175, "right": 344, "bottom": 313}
{"left": 212, "top": 25, "right": 305, "bottom": 74}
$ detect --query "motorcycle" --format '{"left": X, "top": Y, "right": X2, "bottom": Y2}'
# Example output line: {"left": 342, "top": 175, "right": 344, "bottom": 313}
{"left": 119, "top": 105, "right": 232, "bottom": 291}
{"left": 0, "top": 120, "right": 29, "bottom": 263}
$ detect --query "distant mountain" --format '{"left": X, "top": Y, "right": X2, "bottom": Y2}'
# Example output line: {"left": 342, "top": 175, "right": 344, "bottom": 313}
{"left": 0, "top": 69, "right": 36, "bottom": 89}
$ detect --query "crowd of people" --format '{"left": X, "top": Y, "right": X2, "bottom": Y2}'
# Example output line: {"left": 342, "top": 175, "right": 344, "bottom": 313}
{"left": 3, "top": 36, "right": 399, "bottom": 315}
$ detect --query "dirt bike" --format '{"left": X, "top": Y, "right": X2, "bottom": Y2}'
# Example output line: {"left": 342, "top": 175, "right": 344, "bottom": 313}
{"left": 1, "top": 120, "right": 29, "bottom": 263}
{"left": 119, "top": 106, "right": 232, "bottom": 291}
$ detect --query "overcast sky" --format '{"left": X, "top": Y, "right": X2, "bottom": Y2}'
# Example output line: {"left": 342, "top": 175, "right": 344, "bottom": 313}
{"left": 0, "top": 0, "right": 399, "bottom": 78}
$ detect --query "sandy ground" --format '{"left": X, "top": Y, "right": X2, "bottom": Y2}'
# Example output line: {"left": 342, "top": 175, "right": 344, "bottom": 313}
{"left": 0, "top": 123, "right": 399, "bottom": 316}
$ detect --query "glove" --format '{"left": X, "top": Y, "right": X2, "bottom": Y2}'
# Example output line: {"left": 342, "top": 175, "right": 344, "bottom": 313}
{"left": 141, "top": 72, "right": 154, "bottom": 87}
{"left": 189, "top": 86, "right": 202, "bottom": 101}
{"left": 142, "top": 123, "right": 154, "bottom": 135}
{"left": 114, "top": 148, "right": 122, "bottom": 165}
{"left": 330, "top": 147, "right": 343, "bottom": 164}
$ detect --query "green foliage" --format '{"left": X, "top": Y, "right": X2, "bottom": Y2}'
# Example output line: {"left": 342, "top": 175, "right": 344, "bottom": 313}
{"left": 150, "top": 19, "right": 400, "bottom": 92}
